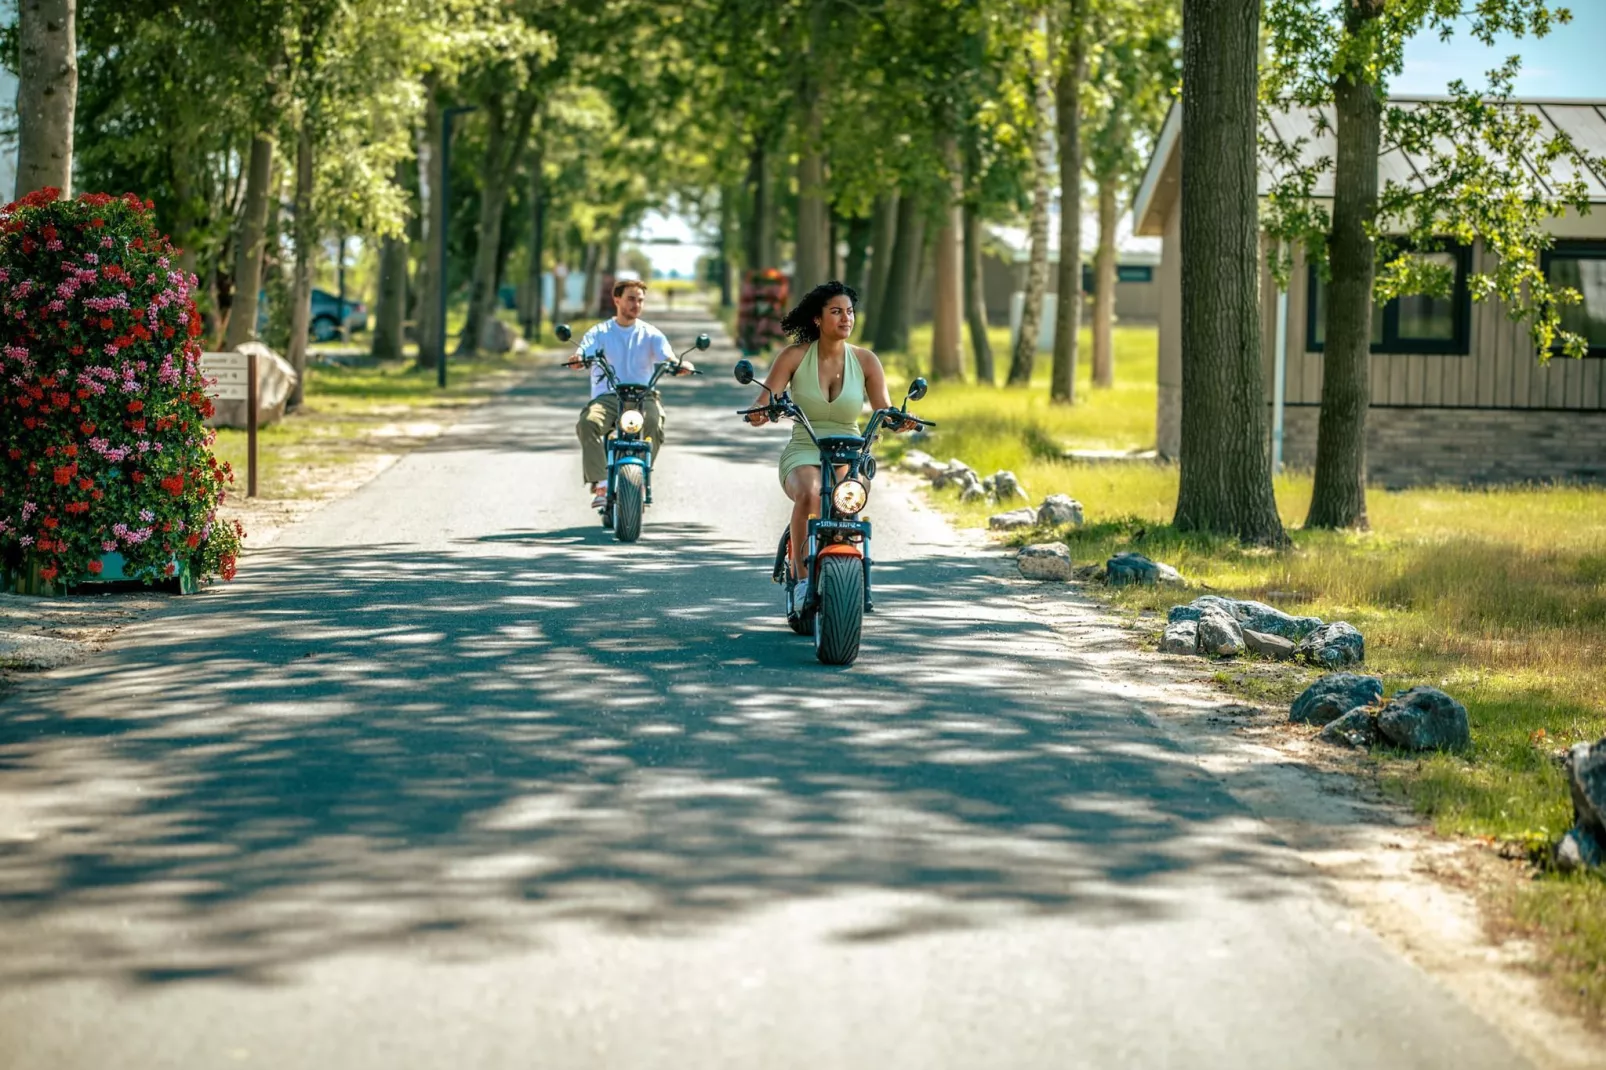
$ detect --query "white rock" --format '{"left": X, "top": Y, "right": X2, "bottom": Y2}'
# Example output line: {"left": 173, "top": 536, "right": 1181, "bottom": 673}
{"left": 1159, "top": 620, "right": 1198, "bottom": 655}
{"left": 1037, "top": 494, "right": 1084, "bottom": 527}
{"left": 988, "top": 508, "right": 1039, "bottom": 531}
{"left": 1016, "top": 543, "right": 1075, "bottom": 581}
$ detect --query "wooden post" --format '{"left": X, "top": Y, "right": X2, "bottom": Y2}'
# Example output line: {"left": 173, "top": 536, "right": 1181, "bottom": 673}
{"left": 247, "top": 350, "right": 259, "bottom": 498}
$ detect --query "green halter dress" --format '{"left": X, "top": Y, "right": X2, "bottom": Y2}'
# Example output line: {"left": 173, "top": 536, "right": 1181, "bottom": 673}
{"left": 777, "top": 341, "right": 867, "bottom": 488}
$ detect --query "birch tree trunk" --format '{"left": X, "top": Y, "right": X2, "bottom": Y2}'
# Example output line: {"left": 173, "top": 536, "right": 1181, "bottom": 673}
{"left": 1009, "top": 26, "right": 1055, "bottom": 386}
{"left": 930, "top": 138, "right": 964, "bottom": 380}
{"left": 414, "top": 93, "right": 443, "bottom": 370}
{"left": 964, "top": 200, "right": 995, "bottom": 385}
{"left": 15, "top": 0, "right": 77, "bottom": 199}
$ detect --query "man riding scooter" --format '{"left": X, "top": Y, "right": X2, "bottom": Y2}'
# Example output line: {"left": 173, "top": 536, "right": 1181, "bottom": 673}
{"left": 566, "top": 279, "right": 696, "bottom": 509}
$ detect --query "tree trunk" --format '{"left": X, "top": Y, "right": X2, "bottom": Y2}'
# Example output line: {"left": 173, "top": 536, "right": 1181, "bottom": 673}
{"left": 718, "top": 184, "right": 736, "bottom": 308}
{"left": 14, "top": 0, "right": 77, "bottom": 199}
{"left": 582, "top": 241, "right": 601, "bottom": 316}
{"left": 525, "top": 146, "right": 546, "bottom": 341}
{"left": 415, "top": 92, "right": 442, "bottom": 370}
{"left": 1092, "top": 175, "right": 1117, "bottom": 387}
{"left": 1051, "top": 13, "right": 1087, "bottom": 404}
{"left": 223, "top": 134, "right": 274, "bottom": 349}
{"left": 372, "top": 227, "right": 408, "bottom": 361}
{"left": 964, "top": 199, "right": 995, "bottom": 385}
{"left": 844, "top": 213, "right": 871, "bottom": 296}
{"left": 746, "top": 141, "right": 777, "bottom": 270}
{"left": 1306, "top": 2, "right": 1384, "bottom": 531}
{"left": 287, "top": 123, "right": 315, "bottom": 410}
{"left": 865, "top": 191, "right": 898, "bottom": 326}
{"left": 873, "top": 190, "right": 924, "bottom": 355}
{"left": 930, "top": 138, "right": 964, "bottom": 381}
{"left": 795, "top": 124, "right": 828, "bottom": 293}
{"left": 459, "top": 91, "right": 539, "bottom": 355}
{"left": 1172, "top": 0, "right": 1287, "bottom": 545}
{"left": 1009, "top": 28, "right": 1054, "bottom": 386}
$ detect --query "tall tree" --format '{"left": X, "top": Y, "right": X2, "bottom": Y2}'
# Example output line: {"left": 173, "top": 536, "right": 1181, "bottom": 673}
{"left": 873, "top": 190, "right": 924, "bottom": 355}
{"left": 1263, "top": 0, "right": 1589, "bottom": 530}
{"left": 223, "top": 135, "right": 275, "bottom": 349}
{"left": 930, "top": 137, "right": 965, "bottom": 380}
{"left": 1050, "top": 0, "right": 1089, "bottom": 403}
{"left": 14, "top": 0, "right": 77, "bottom": 198}
{"left": 1172, "top": 0, "right": 1287, "bottom": 545}
{"left": 1009, "top": 17, "right": 1055, "bottom": 386}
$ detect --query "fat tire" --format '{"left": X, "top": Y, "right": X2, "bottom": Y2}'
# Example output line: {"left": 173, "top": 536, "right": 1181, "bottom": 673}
{"left": 813, "top": 555, "right": 864, "bottom": 665}
{"left": 615, "top": 465, "right": 644, "bottom": 542}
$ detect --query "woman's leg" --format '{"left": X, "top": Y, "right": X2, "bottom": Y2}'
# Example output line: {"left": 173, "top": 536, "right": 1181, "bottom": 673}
{"left": 782, "top": 467, "right": 821, "bottom": 581}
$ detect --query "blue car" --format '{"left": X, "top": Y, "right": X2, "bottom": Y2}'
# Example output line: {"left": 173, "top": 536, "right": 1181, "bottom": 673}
{"left": 253, "top": 289, "right": 368, "bottom": 341}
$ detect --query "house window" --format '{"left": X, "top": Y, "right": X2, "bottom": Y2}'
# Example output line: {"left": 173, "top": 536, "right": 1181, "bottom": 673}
{"left": 1542, "top": 241, "right": 1606, "bottom": 357}
{"left": 1306, "top": 244, "right": 1471, "bottom": 355}
{"left": 1079, "top": 263, "right": 1155, "bottom": 291}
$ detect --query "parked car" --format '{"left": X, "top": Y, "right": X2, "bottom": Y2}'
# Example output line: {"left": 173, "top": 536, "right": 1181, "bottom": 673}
{"left": 311, "top": 289, "right": 367, "bottom": 341}
{"left": 252, "top": 289, "right": 369, "bottom": 341}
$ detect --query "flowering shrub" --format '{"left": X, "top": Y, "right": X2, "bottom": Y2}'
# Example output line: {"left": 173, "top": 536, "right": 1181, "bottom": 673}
{"left": 0, "top": 188, "right": 242, "bottom": 588}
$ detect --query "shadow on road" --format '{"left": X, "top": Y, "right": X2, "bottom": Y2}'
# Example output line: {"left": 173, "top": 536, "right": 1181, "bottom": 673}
{"left": 0, "top": 511, "right": 1325, "bottom": 991}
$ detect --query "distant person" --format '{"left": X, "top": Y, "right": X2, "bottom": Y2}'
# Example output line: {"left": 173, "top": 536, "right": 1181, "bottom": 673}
{"left": 565, "top": 280, "right": 696, "bottom": 509}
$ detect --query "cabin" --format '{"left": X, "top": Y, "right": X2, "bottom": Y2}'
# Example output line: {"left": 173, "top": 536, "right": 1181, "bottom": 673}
{"left": 1132, "top": 97, "right": 1606, "bottom": 486}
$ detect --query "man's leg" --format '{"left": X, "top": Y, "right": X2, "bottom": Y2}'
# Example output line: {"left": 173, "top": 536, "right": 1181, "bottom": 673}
{"left": 644, "top": 394, "right": 666, "bottom": 464}
{"left": 577, "top": 395, "right": 620, "bottom": 488}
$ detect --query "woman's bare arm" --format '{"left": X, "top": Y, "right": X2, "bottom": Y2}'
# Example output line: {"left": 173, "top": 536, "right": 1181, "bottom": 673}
{"left": 746, "top": 344, "right": 807, "bottom": 425}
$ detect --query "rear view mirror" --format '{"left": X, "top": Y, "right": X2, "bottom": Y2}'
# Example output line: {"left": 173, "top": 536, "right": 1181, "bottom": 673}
{"left": 555, "top": 323, "right": 572, "bottom": 343}
{"left": 733, "top": 359, "right": 755, "bottom": 385}
{"left": 906, "top": 377, "right": 928, "bottom": 402}
{"left": 695, "top": 333, "right": 711, "bottom": 351}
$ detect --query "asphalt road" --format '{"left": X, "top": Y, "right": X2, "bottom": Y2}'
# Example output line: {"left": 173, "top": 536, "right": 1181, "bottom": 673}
{"left": 0, "top": 310, "right": 1526, "bottom": 1068}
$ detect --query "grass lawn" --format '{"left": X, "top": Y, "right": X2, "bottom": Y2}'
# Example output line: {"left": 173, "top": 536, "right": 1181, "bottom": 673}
{"left": 211, "top": 310, "right": 592, "bottom": 500}
{"left": 879, "top": 320, "right": 1606, "bottom": 1021}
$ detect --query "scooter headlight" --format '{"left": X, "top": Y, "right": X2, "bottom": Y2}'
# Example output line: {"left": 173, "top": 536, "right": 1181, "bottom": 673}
{"left": 832, "top": 479, "right": 869, "bottom": 516}
{"left": 619, "top": 409, "right": 645, "bottom": 435}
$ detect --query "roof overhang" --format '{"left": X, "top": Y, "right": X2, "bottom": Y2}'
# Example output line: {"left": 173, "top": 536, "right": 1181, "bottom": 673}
{"left": 1131, "top": 99, "right": 1180, "bottom": 238}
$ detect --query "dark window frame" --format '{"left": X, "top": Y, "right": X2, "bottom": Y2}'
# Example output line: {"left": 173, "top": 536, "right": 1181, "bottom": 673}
{"left": 1540, "top": 240, "right": 1606, "bottom": 358}
{"left": 1305, "top": 241, "right": 1473, "bottom": 356}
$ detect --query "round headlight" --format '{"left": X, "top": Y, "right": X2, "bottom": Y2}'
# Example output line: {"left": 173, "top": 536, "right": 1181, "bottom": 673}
{"left": 832, "top": 479, "right": 869, "bottom": 515}
{"left": 619, "top": 409, "right": 646, "bottom": 435}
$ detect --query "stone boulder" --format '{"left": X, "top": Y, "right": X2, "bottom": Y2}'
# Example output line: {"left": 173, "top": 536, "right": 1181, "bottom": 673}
{"left": 1106, "top": 552, "right": 1185, "bottom": 588}
{"left": 989, "top": 508, "right": 1039, "bottom": 531}
{"left": 959, "top": 479, "right": 988, "bottom": 503}
{"left": 989, "top": 470, "right": 1028, "bottom": 502}
{"left": 1565, "top": 738, "right": 1606, "bottom": 844}
{"left": 1320, "top": 708, "right": 1382, "bottom": 749}
{"left": 1242, "top": 628, "right": 1296, "bottom": 660}
{"left": 1555, "top": 827, "right": 1603, "bottom": 874}
{"left": 1290, "top": 673, "right": 1384, "bottom": 725}
{"left": 1376, "top": 687, "right": 1471, "bottom": 752}
{"left": 1167, "top": 596, "right": 1321, "bottom": 642}
{"left": 932, "top": 460, "right": 977, "bottom": 491}
{"left": 1196, "top": 608, "right": 1245, "bottom": 658}
{"left": 1158, "top": 620, "right": 1198, "bottom": 655}
{"left": 1016, "top": 543, "right": 1074, "bottom": 581}
{"left": 1037, "top": 494, "right": 1085, "bottom": 527}
{"left": 1294, "top": 621, "right": 1365, "bottom": 668}
{"left": 899, "top": 449, "right": 937, "bottom": 475}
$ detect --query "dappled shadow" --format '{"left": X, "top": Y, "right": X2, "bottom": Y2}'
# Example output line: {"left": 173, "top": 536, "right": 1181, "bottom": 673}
{"left": 0, "top": 518, "right": 1312, "bottom": 989}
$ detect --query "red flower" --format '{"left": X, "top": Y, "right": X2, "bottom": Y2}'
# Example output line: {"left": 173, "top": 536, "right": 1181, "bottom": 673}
{"left": 130, "top": 471, "right": 145, "bottom": 483}
{"left": 186, "top": 533, "right": 200, "bottom": 548}
{"left": 91, "top": 489, "right": 103, "bottom": 500}
{"left": 160, "top": 475, "right": 184, "bottom": 497}
{"left": 86, "top": 560, "right": 102, "bottom": 575}
{"left": 42, "top": 517, "right": 58, "bottom": 529}
{"left": 99, "top": 318, "right": 113, "bottom": 330}
{"left": 53, "top": 466, "right": 74, "bottom": 485}
{"left": 127, "top": 399, "right": 144, "bottom": 413}
{"left": 80, "top": 421, "right": 95, "bottom": 435}
{"left": 77, "top": 478, "right": 92, "bottom": 490}
{"left": 63, "top": 444, "right": 77, "bottom": 458}
{"left": 39, "top": 565, "right": 57, "bottom": 582}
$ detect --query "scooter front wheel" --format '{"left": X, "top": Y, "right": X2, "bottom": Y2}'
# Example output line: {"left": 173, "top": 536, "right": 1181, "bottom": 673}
{"left": 813, "top": 554, "right": 864, "bottom": 665}
{"left": 614, "top": 465, "right": 644, "bottom": 543}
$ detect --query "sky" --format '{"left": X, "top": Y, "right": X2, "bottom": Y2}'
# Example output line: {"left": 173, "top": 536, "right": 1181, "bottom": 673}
{"left": 1394, "top": 5, "right": 1606, "bottom": 97}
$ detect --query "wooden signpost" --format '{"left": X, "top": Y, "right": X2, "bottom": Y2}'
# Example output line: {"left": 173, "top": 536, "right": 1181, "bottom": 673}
{"left": 199, "top": 350, "right": 259, "bottom": 497}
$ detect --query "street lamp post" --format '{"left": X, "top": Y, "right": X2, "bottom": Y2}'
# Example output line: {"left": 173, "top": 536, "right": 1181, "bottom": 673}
{"left": 438, "top": 104, "right": 477, "bottom": 388}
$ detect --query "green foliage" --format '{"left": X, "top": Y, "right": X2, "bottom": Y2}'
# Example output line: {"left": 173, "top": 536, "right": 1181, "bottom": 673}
{"left": 1260, "top": 0, "right": 1603, "bottom": 359}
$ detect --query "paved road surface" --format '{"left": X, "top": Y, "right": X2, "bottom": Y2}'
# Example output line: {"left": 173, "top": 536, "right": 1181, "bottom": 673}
{"left": 0, "top": 311, "right": 1525, "bottom": 1068}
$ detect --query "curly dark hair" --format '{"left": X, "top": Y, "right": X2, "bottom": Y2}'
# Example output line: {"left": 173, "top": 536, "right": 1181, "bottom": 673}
{"left": 779, "top": 280, "right": 859, "bottom": 343}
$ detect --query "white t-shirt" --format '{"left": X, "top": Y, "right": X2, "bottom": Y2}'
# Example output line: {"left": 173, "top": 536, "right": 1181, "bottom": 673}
{"left": 577, "top": 318, "right": 675, "bottom": 399}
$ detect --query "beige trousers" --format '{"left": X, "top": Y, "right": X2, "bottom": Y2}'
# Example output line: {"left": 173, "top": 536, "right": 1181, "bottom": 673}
{"left": 577, "top": 393, "right": 666, "bottom": 484}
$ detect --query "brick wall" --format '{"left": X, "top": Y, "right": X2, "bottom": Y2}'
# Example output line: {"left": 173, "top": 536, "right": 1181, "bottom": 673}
{"left": 1277, "top": 406, "right": 1606, "bottom": 487}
